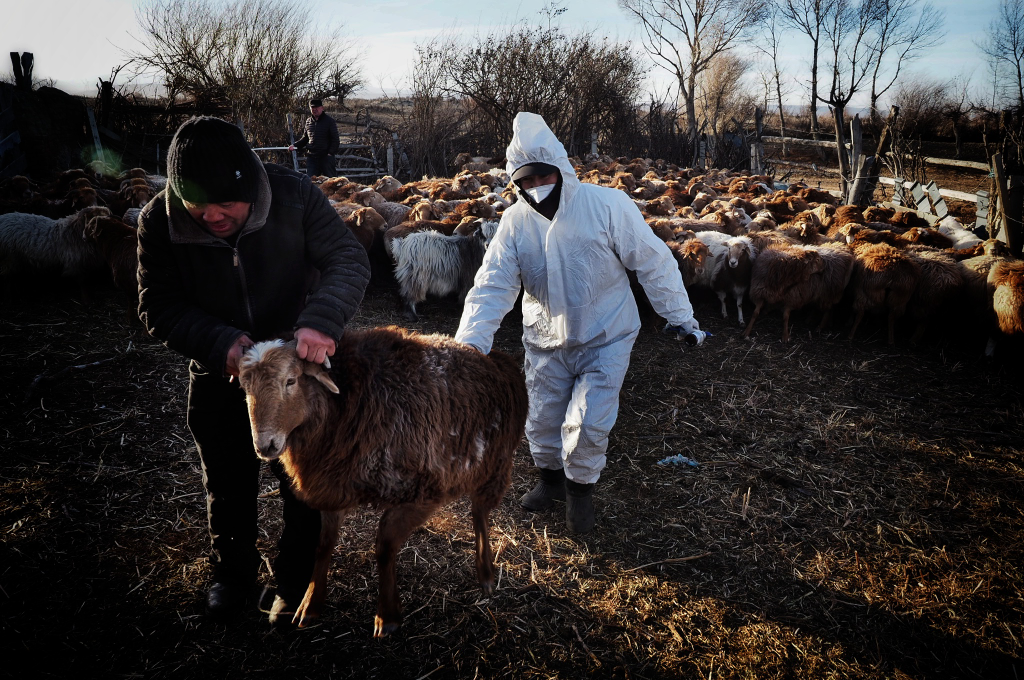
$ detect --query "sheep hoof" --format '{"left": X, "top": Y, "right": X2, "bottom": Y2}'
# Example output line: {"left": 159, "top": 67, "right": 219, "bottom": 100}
{"left": 374, "top": 615, "right": 402, "bottom": 638}
{"left": 480, "top": 579, "right": 495, "bottom": 597}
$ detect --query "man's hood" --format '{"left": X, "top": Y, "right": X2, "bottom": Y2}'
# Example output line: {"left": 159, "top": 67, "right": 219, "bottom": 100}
{"left": 505, "top": 112, "right": 579, "bottom": 204}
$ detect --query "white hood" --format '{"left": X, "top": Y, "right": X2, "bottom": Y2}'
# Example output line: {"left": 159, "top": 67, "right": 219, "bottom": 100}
{"left": 505, "top": 112, "right": 580, "bottom": 204}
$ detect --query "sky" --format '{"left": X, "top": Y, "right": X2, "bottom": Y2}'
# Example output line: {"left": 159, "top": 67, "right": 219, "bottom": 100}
{"left": 0, "top": 0, "right": 998, "bottom": 109}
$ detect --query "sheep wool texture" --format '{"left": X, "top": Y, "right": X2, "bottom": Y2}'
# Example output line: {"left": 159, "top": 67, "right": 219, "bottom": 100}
{"left": 455, "top": 111, "right": 697, "bottom": 485}
{"left": 166, "top": 117, "right": 262, "bottom": 205}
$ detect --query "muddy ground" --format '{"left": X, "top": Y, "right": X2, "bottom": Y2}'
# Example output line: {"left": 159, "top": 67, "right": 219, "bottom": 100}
{"left": 1, "top": 269, "right": 1022, "bottom": 679}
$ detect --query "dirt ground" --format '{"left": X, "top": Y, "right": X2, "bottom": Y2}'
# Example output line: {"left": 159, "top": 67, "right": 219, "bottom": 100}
{"left": 1, "top": 262, "right": 1022, "bottom": 679}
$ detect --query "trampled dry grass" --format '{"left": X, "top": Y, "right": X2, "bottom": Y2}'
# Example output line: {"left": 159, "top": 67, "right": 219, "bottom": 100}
{"left": 1, "top": 276, "right": 1022, "bottom": 679}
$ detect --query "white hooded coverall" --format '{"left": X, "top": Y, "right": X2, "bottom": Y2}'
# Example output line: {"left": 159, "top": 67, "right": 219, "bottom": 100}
{"left": 455, "top": 112, "right": 697, "bottom": 484}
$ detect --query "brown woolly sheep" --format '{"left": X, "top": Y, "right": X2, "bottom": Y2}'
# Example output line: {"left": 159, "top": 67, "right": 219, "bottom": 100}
{"left": 990, "top": 259, "right": 1024, "bottom": 336}
{"left": 344, "top": 207, "right": 386, "bottom": 252}
{"left": 647, "top": 218, "right": 675, "bottom": 242}
{"left": 667, "top": 238, "right": 710, "bottom": 288}
{"left": 238, "top": 330, "right": 528, "bottom": 635}
{"left": 847, "top": 241, "right": 922, "bottom": 344}
{"left": 899, "top": 227, "right": 955, "bottom": 249}
{"left": 804, "top": 241, "right": 856, "bottom": 333}
{"left": 888, "top": 210, "right": 931, "bottom": 230}
{"left": 795, "top": 186, "right": 840, "bottom": 206}
{"left": 905, "top": 249, "right": 965, "bottom": 344}
{"left": 742, "top": 244, "right": 826, "bottom": 342}
{"left": 383, "top": 219, "right": 458, "bottom": 254}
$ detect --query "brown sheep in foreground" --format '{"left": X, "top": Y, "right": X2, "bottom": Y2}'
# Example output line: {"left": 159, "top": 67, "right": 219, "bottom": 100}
{"left": 989, "top": 259, "right": 1024, "bottom": 336}
{"left": 238, "top": 330, "right": 528, "bottom": 636}
{"left": 847, "top": 241, "right": 921, "bottom": 344}
{"left": 742, "top": 244, "right": 826, "bottom": 342}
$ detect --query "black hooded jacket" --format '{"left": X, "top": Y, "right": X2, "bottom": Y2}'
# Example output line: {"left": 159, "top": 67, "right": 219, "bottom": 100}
{"left": 137, "top": 162, "right": 370, "bottom": 374}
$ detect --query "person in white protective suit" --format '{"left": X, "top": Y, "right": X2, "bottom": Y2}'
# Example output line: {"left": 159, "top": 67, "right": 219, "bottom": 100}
{"left": 454, "top": 112, "right": 700, "bottom": 534}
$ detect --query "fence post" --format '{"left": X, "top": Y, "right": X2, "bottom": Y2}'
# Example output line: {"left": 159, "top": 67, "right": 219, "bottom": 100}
{"left": 892, "top": 176, "right": 905, "bottom": 206}
{"left": 863, "top": 105, "right": 899, "bottom": 204}
{"left": 975, "top": 190, "right": 990, "bottom": 235}
{"left": 387, "top": 143, "right": 394, "bottom": 177}
{"left": 287, "top": 114, "right": 299, "bottom": 173}
{"left": 751, "top": 107, "right": 764, "bottom": 174}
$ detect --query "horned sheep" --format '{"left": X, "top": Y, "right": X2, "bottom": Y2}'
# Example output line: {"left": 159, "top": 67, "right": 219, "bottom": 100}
{"left": 237, "top": 330, "right": 528, "bottom": 636}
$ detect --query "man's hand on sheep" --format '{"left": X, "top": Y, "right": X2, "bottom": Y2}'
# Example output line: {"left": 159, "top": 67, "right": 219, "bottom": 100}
{"left": 295, "top": 327, "right": 336, "bottom": 367}
{"left": 227, "top": 333, "right": 255, "bottom": 378}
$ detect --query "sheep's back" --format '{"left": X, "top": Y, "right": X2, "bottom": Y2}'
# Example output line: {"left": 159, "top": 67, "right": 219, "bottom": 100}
{"left": 322, "top": 327, "right": 527, "bottom": 505}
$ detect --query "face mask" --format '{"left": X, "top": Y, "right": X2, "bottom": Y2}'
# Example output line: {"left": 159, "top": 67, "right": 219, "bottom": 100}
{"left": 525, "top": 183, "right": 556, "bottom": 203}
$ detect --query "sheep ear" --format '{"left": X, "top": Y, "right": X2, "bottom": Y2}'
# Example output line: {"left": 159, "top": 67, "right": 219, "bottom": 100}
{"left": 302, "top": 361, "right": 339, "bottom": 394}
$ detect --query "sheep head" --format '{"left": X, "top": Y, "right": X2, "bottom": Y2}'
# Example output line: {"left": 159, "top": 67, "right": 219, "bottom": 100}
{"left": 238, "top": 340, "right": 339, "bottom": 461}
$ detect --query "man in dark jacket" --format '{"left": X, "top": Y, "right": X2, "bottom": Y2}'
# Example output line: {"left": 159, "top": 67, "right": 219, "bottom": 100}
{"left": 137, "top": 116, "right": 370, "bottom": 623}
{"left": 289, "top": 98, "right": 340, "bottom": 178}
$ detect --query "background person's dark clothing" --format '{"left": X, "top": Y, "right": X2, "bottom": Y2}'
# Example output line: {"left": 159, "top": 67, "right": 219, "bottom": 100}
{"left": 137, "top": 161, "right": 370, "bottom": 596}
{"left": 305, "top": 153, "right": 335, "bottom": 178}
{"left": 295, "top": 112, "right": 339, "bottom": 178}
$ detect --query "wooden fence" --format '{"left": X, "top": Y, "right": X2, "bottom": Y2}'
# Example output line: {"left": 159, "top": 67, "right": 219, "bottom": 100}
{"left": 762, "top": 130, "right": 999, "bottom": 235}
{"left": 0, "top": 83, "right": 26, "bottom": 179}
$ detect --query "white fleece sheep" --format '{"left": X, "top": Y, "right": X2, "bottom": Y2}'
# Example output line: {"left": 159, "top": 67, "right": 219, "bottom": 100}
{"left": 390, "top": 229, "right": 487, "bottom": 321}
{"left": 937, "top": 216, "right": 984, "bottom": 250}
{"left": 0, "top": 206, "right": 112, "bottom": 278}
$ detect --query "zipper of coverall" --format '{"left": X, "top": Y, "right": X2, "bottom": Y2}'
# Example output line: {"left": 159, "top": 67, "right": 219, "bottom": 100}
{"left": 231, "top": 243, "right": 256, "bottom": 331}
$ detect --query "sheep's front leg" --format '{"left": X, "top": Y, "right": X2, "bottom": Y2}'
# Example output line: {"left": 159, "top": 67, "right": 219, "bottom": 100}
{"left": 292, "top": 510, "right": 342, "bottom": 627}
{"left": 470, "top": 497, "right": 500, "bottom": 596}
{"left": 741, "top": 301, "right": 763, "bottom": 338}
{"left": 734, "top": 288, "right": 746, "bottom": 325}
{"left": 374, "top": 501, "right": 441, "bottom": 637}
{"left": 717, "top": 290, "right": 728, "bottom": 319}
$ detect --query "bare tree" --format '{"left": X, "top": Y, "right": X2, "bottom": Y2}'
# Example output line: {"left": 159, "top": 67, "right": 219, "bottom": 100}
{"left": 696, "top": 53, "right": 754, "bottom": 136}
{"left": 941, "top": 73, "right": 973, "bottom": 158}
{"left": 754, "top": 3, "right": 793, "bottom": 153}
{"left": 867, "top": 0, "right": 945, "bottom": 122}
{"left": 424, "top": 25, "right": 647, "bottom": 159}
{"left": 778, "top": 0, "right": 830, "bottom": 139}
{"left": 619, "top": 0, "right": 766, "bottom": 145}
{"left": 978, "top": 0, "right": 1024, "bottom": 111}
{"left": 125, "top": 0, "right": 364, "bottom": 146}
{"left": 392, "top": 39, "right": 474, "bottom": 179}
{"left": 819, "top": 0, "right": 879, "bottom": 194}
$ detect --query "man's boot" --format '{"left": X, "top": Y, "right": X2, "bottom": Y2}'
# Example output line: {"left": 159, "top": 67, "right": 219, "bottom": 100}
{"left": 519, "top": 467, "right": 566, "bottom": 511}
{"left": 206, "top": 579, "right": 250, "bottom": 619}
{"left": 565, "top": 480, "right": 596, "bottom": 534}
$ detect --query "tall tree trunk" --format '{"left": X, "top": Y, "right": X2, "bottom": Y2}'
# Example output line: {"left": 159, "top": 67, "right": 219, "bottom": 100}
{"left": 809, "top": 41, "right": 820, "bottom": 139}
{"left": 833, "top": 103, "right": 850, "bottom": 197}
{"left": 775, "top": 76, "right": 787, "bottom": 157}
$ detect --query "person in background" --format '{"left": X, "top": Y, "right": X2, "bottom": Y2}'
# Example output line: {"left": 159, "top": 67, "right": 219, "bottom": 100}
{"left": 289, "top": 98, "right": 340, "bottom": 178}
{"left": 455, "top": 112, "right": 699, "bottom": 534}
{"left": 137, "top": 116, "right": 370, "bottom": 622}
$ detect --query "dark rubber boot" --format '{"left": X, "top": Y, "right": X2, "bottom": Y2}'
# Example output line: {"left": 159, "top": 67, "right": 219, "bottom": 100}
{"left": 519, "top": 467, "right": 566, "bottom": 511}
{"left": 206, "top": 580, "right": 250, "bottom": 620}
{"left": 565, "top": 480, "right": 596, "bottom": 534}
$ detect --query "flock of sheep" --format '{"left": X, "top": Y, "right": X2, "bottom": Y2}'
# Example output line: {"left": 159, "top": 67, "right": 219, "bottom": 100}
{"left": 320, "top": 156, "right": 1022, "bottom": 353}
{"left": 1, "top": 154, "right": 1021, "bottom": 355}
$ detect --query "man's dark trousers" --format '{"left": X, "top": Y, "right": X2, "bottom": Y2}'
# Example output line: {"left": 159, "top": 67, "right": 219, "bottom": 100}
{"left": 186, "top": 361, "right": 321, "bottom": 598}
{"left": 305, "top": 154, "right": 335, "bottom": 178}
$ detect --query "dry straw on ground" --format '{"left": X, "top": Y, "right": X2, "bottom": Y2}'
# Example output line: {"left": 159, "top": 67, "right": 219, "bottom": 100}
{"left": 1, "top": 278, "right": 1021, "bottom": 679}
